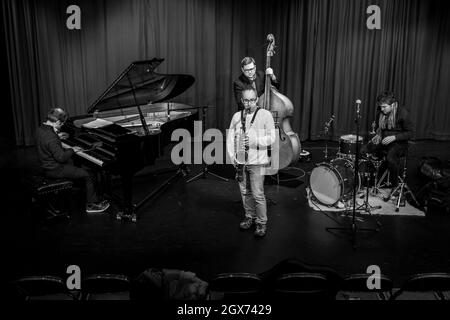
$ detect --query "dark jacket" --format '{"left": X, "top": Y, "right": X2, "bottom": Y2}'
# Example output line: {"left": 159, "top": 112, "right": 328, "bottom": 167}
{"left": 378, "top": 106, "right": 414, "bottom": 142}
{"left": 233, "top": 70, "right": 279, "bottom": 111}
{"left": 36, "top": 124, "right": 74, "bottom": 170}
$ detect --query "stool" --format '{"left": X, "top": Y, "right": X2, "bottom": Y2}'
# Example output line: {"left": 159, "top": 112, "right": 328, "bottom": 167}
{"left": 383, "top": 144, "right": 419, "bottom": 211}
{"left": 25, "top": 175, "right": 73, "bottom": 220}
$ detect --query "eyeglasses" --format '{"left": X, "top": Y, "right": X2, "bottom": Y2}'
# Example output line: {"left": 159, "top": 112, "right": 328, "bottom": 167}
{"left": 242, "top": 98, "right": 257, "bottom": 104}
{"left": 243, "top": 66, "right": 256, "bottom": 73}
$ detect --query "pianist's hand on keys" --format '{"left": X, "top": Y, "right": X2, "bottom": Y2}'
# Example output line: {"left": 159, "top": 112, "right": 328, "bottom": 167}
{"left": 58, "top": 132, "right": 69, "bottom": 140}
{"left": 71, "top": 146, "right": 84, "bottom": 153}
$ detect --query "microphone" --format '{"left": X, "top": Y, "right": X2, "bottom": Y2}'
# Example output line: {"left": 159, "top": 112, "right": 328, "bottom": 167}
{"left": 325, "top": 115, "right": 335, "bottom": 127}
{"left": 356, "top": 99, "right": 362, "bottom": 115}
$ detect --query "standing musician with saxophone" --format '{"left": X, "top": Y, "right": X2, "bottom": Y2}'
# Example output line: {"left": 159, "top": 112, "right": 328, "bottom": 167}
{"left": 226, "top": 86, "right": 276, "bottom": 237}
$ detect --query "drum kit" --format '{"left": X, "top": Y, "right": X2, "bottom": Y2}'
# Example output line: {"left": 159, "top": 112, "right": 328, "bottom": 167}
{"left": 309, "top": 103, "right": 383, "bottom": 249}
{"left": 309, "top": 133, "right": 386, "bottom": 214}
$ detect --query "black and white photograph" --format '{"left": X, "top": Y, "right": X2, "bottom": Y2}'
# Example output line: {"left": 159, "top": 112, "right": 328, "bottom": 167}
{"left": 2, "top": 0, "right": 450, "bottom": 308}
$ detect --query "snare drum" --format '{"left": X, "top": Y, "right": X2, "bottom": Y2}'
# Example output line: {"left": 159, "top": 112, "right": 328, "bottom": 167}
{"left": 309, "top": 158, "right": 360, "bottom": 206}
{"left": 338, "top": 134, "right": 364, "bottom": 158}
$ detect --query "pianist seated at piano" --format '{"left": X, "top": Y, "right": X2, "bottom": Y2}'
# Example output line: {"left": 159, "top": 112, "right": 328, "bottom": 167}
{"left": 36, "top": 107, "right": 110, "bottom": 214}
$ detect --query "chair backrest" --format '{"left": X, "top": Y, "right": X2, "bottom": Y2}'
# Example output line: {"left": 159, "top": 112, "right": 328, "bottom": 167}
{"left": 336, "top": 273, "right": 393, "bottom": 300}
{"left": 272, "top": 272, "right": 335, "bottom": 300}
{"left": 209, "top": 273, "right": 262, "bottom": 300}
{"left": 391, "top": 273, "right": 450, "bottom": 300}
{"left": 13, "top": 276, "right": 77, "bottom": 300}
{"left": 81, "top": 274, "right": 130, "bottom": 300}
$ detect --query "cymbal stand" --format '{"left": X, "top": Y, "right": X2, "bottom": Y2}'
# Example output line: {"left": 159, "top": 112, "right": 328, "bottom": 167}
{"left": 187, "top": 106, "right": 229, "bottom": 183}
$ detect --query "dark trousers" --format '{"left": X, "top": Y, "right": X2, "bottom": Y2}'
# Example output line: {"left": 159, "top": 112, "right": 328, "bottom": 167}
{"left": 362, "top": 141, "right": 407, "bottom": 185}
{"left": 45, "top": 164, "right": 98, "bottom": 204}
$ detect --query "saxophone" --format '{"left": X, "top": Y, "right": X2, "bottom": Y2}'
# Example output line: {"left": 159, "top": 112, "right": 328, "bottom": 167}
{"left": 234, "top": 128, "right": 247, "bottom": 182}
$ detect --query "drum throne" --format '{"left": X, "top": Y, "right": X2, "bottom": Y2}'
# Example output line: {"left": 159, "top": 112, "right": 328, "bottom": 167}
{"left": 383, "top": 142, "right": 419, "bottom": 212}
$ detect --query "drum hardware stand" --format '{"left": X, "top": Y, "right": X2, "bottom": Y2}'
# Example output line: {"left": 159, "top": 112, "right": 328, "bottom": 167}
{"left": 187, "top": 106, "right": 229, "bottom": 184}
{"left": 377, "top": 169, "right": 392, "bottom": 189}
{"left": 383, "top": 155, "right": 419, "bottom": 212}
{"left": 326, "top": 100, "right": 378, "bottom": 250}
{"left": 371, "top": 158, "right": 385, "bottom": 196}
{"left": 338, "top": 196, "right": 364, "bottom": 223}
{"left": 356, "top": 172, "right": 382, "bottom": 229}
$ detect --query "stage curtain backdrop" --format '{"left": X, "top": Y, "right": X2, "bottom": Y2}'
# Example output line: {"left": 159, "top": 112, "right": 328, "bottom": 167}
{"left": 3, "top": 0, "right": 450, "bottom": 146}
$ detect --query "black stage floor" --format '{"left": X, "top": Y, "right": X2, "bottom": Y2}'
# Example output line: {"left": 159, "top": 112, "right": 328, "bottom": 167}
{"left": 2, "top": 140, "right": 450, "bottom": 287}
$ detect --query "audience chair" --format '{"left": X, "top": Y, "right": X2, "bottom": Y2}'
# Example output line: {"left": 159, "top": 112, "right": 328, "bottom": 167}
{"left": 209, "top": 273, "right": 263, "bottom": 300}
{"left": 81, "top": 274, "right": 131, "bottom": 300}
{"left": 271, "top": 272, "right": 336, "bottom": 300}
{"left": 11, "top": 276, "right": 78, "bottom": 300}
{"left": 336, "top": 273, "right": 393, "bottom": 300}
{"left": 390, "top": 273, "right": 450, "bottom": 300}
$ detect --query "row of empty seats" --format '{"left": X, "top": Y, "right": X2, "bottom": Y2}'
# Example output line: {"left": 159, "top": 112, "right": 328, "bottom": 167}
{"left": 10, "top": 274, "right": 130, "bottom": 301}
{"left": 8, "top": 271, "right": 450, "bottom": 300}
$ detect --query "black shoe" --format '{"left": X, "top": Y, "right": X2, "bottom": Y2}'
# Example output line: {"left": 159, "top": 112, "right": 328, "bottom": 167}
{"left": 86, "top": 201, "right": 110, "bottom": 213}
{"left": 239, "top": 217, "right": 254, "bottom": 230}
{"left": 254, "top": 223, "right": 267, "bottom": 237}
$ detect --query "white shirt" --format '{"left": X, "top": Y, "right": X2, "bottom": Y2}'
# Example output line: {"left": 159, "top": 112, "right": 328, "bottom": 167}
{"left": 226, "top": 108, "right": 276, "bottom": 165}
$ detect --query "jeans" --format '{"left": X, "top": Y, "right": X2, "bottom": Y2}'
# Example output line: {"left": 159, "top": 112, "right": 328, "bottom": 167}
{"left": 44, "top": 164, "right": 99, "bottom": 204}
{"left": 362, "top": 141, "right": 407, "bottom": 185}
{"left": 238, "top": 165, "right": 267, "bottom": 225}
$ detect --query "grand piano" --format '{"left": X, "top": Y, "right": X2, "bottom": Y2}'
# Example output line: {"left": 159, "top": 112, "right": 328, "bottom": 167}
{"left": 62, "top": 59, "right": 199, "bottom": 222}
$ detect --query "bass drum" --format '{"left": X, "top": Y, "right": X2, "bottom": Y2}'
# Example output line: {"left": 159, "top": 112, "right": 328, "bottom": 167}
{"left": 309, "top": 158, "right": 360, "bottom": 206}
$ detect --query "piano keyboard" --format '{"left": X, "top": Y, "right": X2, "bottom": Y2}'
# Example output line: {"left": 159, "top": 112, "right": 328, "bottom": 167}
{"left": 61, "top": 141, "right": 105, "bottom": 167}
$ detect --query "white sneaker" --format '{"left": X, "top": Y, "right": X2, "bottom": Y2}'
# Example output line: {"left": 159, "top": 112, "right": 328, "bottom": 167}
{"left": 86, "top": 201, "right": 110, "bottom": 213}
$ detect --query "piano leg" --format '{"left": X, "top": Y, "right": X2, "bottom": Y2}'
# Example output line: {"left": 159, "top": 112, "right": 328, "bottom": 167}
{"left": 133, "top": 164, "right": 187, "bottom": 213}
{"left": 116, "top": 174, "right": 137, "bottom": 223}
{"left": 115, "top": 165, "right": 188, "bottom": 223}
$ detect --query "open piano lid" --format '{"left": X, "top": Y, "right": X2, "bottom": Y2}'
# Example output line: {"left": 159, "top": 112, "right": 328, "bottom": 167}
{"left": 88, "top": 59, "right": 195, "bottom": 113}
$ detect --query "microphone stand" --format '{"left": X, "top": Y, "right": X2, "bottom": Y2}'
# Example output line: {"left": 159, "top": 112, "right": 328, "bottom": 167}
{"left": 356, "top": 120, "right": 382, "bottom": 227}
{"left": 187, "top": 106, "right": 229, "bottom": 183}
{"left": 323, "top": 116, "right": 334, "bottom": 161}
{"left": 324, "top": 123, "right": 330, "bottom": 161}
{"left": 326, "top": 101, "right": 378, "bottom": 250}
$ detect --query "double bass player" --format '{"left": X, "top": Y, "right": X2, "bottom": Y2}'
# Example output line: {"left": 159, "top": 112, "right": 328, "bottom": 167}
{"left": 233, "top": 57, "right": 279, "bottom": 111}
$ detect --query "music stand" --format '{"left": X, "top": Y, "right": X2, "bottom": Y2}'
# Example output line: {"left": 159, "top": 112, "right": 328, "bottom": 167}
{"left": 187, "top": 106, "right": 229, "bottom": 183}
{"left": 326, "top": 100, "right": 378, "bottom": 250}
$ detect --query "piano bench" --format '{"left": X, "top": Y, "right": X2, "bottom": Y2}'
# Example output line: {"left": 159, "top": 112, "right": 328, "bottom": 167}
{"left": 25, "top": 175, "right": 74, "bottom": 220}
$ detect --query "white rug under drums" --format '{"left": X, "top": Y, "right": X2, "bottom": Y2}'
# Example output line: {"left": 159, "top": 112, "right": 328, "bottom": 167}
{"left": 306, "top": 188, "right": 425, "bottom": 217}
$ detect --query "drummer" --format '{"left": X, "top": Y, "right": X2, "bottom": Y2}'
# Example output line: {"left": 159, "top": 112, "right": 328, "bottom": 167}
{"left": 362, "top": 91, "right": 414, "bottom": 188}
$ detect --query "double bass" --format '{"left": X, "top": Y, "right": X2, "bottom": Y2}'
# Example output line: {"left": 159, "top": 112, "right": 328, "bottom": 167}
{"left": 260, "top": 34, "right": 301, "bottom": 170}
